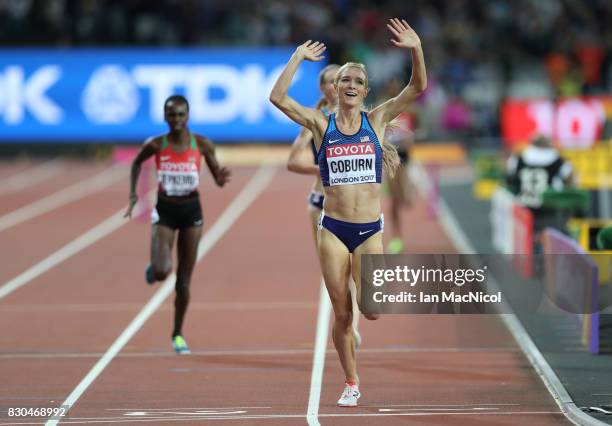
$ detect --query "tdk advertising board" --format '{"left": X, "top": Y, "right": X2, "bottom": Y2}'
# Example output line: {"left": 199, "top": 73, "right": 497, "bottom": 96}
{"left": 0, "top": 48, "right": 321, "bottom": 143}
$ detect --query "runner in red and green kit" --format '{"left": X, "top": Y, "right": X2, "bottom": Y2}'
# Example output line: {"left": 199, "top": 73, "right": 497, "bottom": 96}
{"left": 124, "top": 95, "right": 231, "bottom": 354}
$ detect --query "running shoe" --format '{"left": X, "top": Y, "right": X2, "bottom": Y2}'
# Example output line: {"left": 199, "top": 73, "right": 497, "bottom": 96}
{"left": 352, "top": 325, "right": 362, "bottom": 348}
{"left": 172, "top": 335, "right": 191, "bottom": 355}
{"left": 387, "top": 237, "right": 405, "bottom": 254}
{"left": 337, "top": 382, "right": 360, "bottom": 407}
{"left": 145, "top": 264, "right": 155, "bottom": 285}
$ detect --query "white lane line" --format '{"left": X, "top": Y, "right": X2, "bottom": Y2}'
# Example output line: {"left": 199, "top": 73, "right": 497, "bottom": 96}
{"left": 0, "top": 346, "right": 520, "bottom": 360}
{"left": 306, "top": 280, "right": 331, "bottom": 426}
{"left": 0, "top": 206, "right": 134, "bottom": 300}
{"left": 369, "top": 403, "right": 520, "bottom": 407}
{"left": 379, "top": 407, "right": 497, "bottom": 411}
{"left": 1, "top": 301, "right": 319, "bottom": 312}
{"left": 0, "top": 159, "right": 65, "bottom": 196}
{"left": 412, "top": 162, "right": 607, "bottom": 426}
{"left": 107, "top": 406, "right": 272, "bottom": 411}
{"left": 0, "top": 164, "right": 125, "bottom": 233}
{"left": 0, "top": 396, "right": 66, "bottom": 400}
{"left": 45, "top": 166, "right": 276, "bottom": 426}
{"left": 0, "top": 185, "right": 154, "bottom": 301}
{"left": 1, "top": 410, "right": 565, "bottom": 425}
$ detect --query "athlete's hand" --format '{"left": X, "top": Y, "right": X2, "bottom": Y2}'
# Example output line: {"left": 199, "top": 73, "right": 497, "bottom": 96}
{"left": 295, "top": 40, "right": 326, "bottom": 62}
{"left": 215, "top": 167, "right": 231, "bottom": 187}
{"left": 124, "top": 193, "right": 138, "bottom": 219}
{"left": 387, "top": 18, "right": 421, "bottom": 49}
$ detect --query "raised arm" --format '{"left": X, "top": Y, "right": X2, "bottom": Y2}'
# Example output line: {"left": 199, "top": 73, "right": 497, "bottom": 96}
{"left": 269, "top": 41, "right": 328, "bottom": 131}
{"left": 124, "top": 137, "right": 159, "bottom": 218}
{"left": 370, "top": 19, "right": 427, "bottom": 126}
{"left": 197, "top": 135, "right": 231, "bottom": 187}
{"left": 287, "top": 126, "right": 319, "bottom": 176}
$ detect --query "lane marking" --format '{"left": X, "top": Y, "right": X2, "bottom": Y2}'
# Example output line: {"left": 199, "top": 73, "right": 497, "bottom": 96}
{"left": 0, "top": 187, "right": 153, "bottom": 300}
{"left": 0, "top": 410, "right": 567, "bottom": 425}
{"left": 45, "top": 166, "right": 276, "bottom": 426}
{"left": 0, "top": 396, "right": 66, "bottom": 400}
{"left": 379, "top": 407, "right": 498, "bottom": 412}
{"left": 107, "top": 406, "right": 272, "bottom": 411}
{"left": 306, "top": 280, "right": 331, "bottom": 426}
{"left": 0, "top": 159, "right": 64, "bottom": 196}
{"left": 0, "top": 164, "right": 125, "bottom": 233}
{"left": 0, "top": 346, "right": 520, "bottom": 360}
{"left": 370, "top": 403, "right": 520, "bottom": 407}
{"left": 1, "top": 301, "right": 318, "bottom": 312}
{"left": 0, "top": 209, "right": 133, "bottom": 300}
{"left": 123, "top": 410, "right": 248, "bottom": 416}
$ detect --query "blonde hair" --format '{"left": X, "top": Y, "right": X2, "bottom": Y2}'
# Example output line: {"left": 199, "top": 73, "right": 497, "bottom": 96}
{"left": 334, "top": 62, "right": 368, "bottom": 88}
{"left": 381, "top": 137, "right": 400, "bottom": 178}
{"left": 319, "top": 64, "right": 340, "bottom": 86}
{"left": 315, "top": 64, "right": 340, "bottom": 111}
{"left": 333, "top": 62, "right": 400, "bottom": 177}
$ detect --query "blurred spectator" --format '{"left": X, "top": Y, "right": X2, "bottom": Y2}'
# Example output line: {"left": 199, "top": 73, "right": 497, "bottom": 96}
{"left": 505, "top": 135, "right": 574, "bottom": 246}
{"left": 506, "top": 135, "right": 574, "bottom": 209}
{"left": 441, "top": 93, "right": 472, "bottom": 137}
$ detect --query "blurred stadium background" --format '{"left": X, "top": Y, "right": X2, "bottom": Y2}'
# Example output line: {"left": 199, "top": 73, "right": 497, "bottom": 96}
{"left": 1, "top": 0, "right": 611, "bottom": 145}
{"left": 1, "top": 0, "right": 611, "bottom": 424}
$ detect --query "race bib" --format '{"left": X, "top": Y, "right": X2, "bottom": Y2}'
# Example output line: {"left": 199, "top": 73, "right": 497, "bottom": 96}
{"left": 326, "top": 142, "right": 376, "bottom": 186}
{"left": 158, "top": 162, "right": 199, "bottom": 196}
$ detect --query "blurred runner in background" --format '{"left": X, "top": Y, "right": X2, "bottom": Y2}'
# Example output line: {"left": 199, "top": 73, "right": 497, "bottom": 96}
{"left": 124, "top": 95, "right": 231, "bottom": 354}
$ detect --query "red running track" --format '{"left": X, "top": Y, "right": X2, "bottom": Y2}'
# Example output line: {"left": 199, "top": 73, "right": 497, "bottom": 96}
{"left": 0, "top": 160, "right": 569, "bottom": 425}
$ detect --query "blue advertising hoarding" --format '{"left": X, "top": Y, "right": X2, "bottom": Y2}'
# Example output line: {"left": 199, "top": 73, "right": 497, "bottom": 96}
{"left": 0, "top": 48, "right": 322, "bottom": 143}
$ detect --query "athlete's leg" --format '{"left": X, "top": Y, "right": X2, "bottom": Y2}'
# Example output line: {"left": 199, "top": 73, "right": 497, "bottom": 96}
{"left": 352, "top": 232, "right": 384, "bottom": 320}
{"left": 150, "top": 224, "right": 175, "bottom": 281}
{"left": 312, "top": 208, "right": 361, "bottom": 344}
{"left": 307, "top": 206, "right": 320, "bottom": 244}
{"left": 173, "top": 225, "right": 202, "bottom": 337}
{"left": 388, "top": 169, "right": 403, "bottom": 238}
{"left": 318, "top": 227, "right": 358, "bottom": 384}
{"left": 387, "top": 164, "right": 412, "bottom": 254}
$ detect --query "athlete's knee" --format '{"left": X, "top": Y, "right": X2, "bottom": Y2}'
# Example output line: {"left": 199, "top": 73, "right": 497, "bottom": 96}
{"left": 175, "top": 280, "right": 191, "bottom": 299}
{"left": 176, "top": 270, "right": 193, "bottom": 287}
{"left": 333, "top": 310, "right": 353, "bottom": 329}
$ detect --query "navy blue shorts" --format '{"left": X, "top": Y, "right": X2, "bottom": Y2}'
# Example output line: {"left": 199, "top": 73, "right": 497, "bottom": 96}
{"left": 308, "top": 191, "right": 324, "bottom": 210}
{"left": 318, "top": 212, "right": 384, "bottom": 253}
